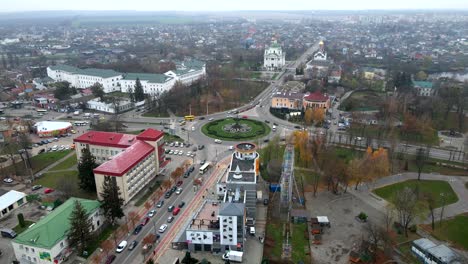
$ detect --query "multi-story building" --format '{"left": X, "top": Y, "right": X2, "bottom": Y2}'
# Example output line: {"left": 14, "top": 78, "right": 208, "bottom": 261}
{"left": 413, "top": 80, "right": 434, "bottom": 97}
{"left": 165, "top": 60, "right": 206, "bottom": 86}
{"left": 46, "top": 65, "right": 122, "bottom": 93}
{"left": 264, "top": 40, "right": 286, "bottom": 71}
{"left": 73, "top": 129, "right": 165, "bottom": 204}
{"left": 303, "top": 91, "right": 331, "bottom": 110}
{"left": 86, "top": 97, "right": 134, "bottom": 114}
{"left": 12, "top": 198, "right": 103, "bottom": 264}
{"left": 120, "top": 73, "right": 175, "bottom": 97}
{"left": 270, "top": 81, "right": 305, "bottom": 111}
{"left": 47, "top": 60, "right": 205, "bottom": 95}
{"left": 0, "top": 189, "right": 26, "bottom": 219}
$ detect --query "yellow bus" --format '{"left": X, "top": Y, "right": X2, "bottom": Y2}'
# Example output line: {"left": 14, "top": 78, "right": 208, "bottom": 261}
{"left": 184, "top": 115, "right": 195, "bottom": 121}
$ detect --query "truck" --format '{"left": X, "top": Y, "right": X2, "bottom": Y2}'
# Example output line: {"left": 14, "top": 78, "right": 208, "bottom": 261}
{"left": 222, "top": 250, "right": 243, "bottom": 262}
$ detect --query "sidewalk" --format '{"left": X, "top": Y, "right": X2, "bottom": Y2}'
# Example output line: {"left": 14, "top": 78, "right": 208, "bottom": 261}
{"left": 345, "top": 172, "right": 468, "bottom": 223}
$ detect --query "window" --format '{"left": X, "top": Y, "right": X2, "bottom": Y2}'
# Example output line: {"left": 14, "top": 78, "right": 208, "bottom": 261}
{"left": 60, "top": 242, "right": 64, "bottom": 248}
{"left": 31, "top": 248, "right": 35, "bottom": 253}
{"left": 25, "top": 247, "right": 29, "bottom": 252}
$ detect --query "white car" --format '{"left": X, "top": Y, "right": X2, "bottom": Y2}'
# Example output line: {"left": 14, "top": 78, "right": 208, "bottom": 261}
{"left": 186, "top": 152, "right": 191, "bottom": 157}
{"left": 209, "top": 118, "right": 214, "bottom": 121}
{"left": 116, "top": 240, "right": 128, "bottom": 253}
{"left": 191, "top": 126, "right": 195, "bottom": 131}
{"left": 190, "top": 153, "right": 195, "bottom": 158}
{"left": 3, "top": 178, "right": 13, "bottom": 184}
{"left": 228, "top": 146, "right": 234, "bottom": 151}
{"left": 148, "top": 210, "right": 156, "bottom": 218}
{"left": 180, "top": 143, "right": 184, "bottom": 148}
{"left": 51, "top": 145, "right": 58, "bottom": 151}
{"left": 179, "top": 151, "right": 184, "bottom": 156}
{"left": 159, "top": 224, "right": 168, "bottom": 233}
{"left": 214, "top": 139, "right": 222, "bottom": 144}
{"left": 176, "top": 188, "right": 182, "bottom": 195}
{"left": 169, "top": 150, "right": 174, "bottom": 155}
{"left": 356, "top": 137, "right": 363, "bottom": 141}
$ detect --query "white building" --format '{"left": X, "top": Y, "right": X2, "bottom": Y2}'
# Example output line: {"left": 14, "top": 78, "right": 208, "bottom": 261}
{"left": 47, "top": 60, "right": 206, "bottom": 95}
{"left": 263, "top": 41, "right": 286, "bottom": 71}
{"left": 47, "top": 65, "right": 122, "bottom": 93}
{"left": 12, "top": 198, "right": 103, "bottom": 264}
{"left": 120, "top": 73, "right": 175, "bottom": 97}
{"left": 86, "top": 97, "right": 133, "bottom": 114}
{"left": 0, "top": 189, "right": 26, "bottom": 219}
{"left": 164, "top": 60, "right": 206, "bottom": 86}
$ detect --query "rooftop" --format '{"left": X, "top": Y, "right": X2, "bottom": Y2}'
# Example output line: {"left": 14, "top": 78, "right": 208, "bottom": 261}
{"left": 123, "top": 72, "right": 172, "bottom": 84}
{"left": 13, "top": 198, "right": 100, "bottom": 249}
{"left": 188, "top": 201, "right": 220, "bottom": 231}
{"left": 74, "top": 131, "right": 136, "bottom": 148}
{"left": 34, "top": 121, "right": 72, "bottom": 133}
{"left": 0, "top": 190, "right": 26, "bottom": 211}
{"left": 136, "top": 128, "right": 164, "bottom": 142}
{"left": 49, "top": 65, "right": 121, "bottom": 79}
{"left": 219, "top": 202, "right": 245, "bottom": 216}
{"left": 303, "top": 91, "right": 329, "bottom": 102}
{"left": 413, "top": 80, "right": 433, "bottom": 89}
{"left": 93, "top": 140, "right": 155, "bottom": 176}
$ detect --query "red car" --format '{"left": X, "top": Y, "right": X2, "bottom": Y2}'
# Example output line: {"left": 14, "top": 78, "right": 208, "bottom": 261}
{"left": 44, "top": 188, "right": 54, "bottom": 194}
{"left": 141, "top": 217, "right": 150, "bottom": 226}
{"left": 176, "top": 181, "right": 183, "bottom": 187}
{"left": 242, "top": 115, "right": 248, "bottom": 119}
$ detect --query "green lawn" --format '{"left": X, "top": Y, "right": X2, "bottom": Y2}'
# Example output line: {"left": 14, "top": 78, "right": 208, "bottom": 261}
{"left": 202, "top": 118, "right": 271, "bottom": 141}
{"left": 335, "top": 147, "right": 360, "bottom": 163}
{"left": 396, "top": 242, "right": 421, "bottom": 264}
{"left": 431, "top": 214, "right": 468, "bottom": 250}
{"left": 164, "top": 133, "right": 184, "bottom": 142}
{"left": 13, "top": 220, "right": 35, "bottom": 234}
{"left": 4, "top": 150, "right": 73, "bottom": 175}
{"left": 49, "top": 153, "right": 77, "bottom": 171}
{"left": 35, "top": 170, "right": 96, "bottom": 199}
{"left": 85, "top": 225, "right": 118, "bottom": 258}
{"left": 373, "top": 180, "right": 458, "bottom": 208}
{"left": 264, "top": 223, "right": 283, "bottom": 259}
{"left": 142, "top": 112, "right": 170, "bottom": 118}
{"left": 407, "top": 160, "right": 468, "bottom": 176}
{"left": 291, "top": 223, "right": 311, "bottom": 263}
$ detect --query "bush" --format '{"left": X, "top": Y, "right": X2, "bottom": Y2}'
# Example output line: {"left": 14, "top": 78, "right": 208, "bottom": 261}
{"left": 409, "top": 225, "right": 417, "bottom": 233}
{"left": 358, "top": 212, "right": 368, "bottom": 220}
{"left": 18, "top": 213, "right": 25, "bottom": 227}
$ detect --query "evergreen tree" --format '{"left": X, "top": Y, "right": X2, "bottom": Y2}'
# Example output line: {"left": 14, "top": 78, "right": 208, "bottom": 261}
{"left": 78, "top": 148, "right": 98, "bottom": 192}
{"left": 127, "top": 87, "right": 135, "bottom": 102}
{"left": 134, "top": 78, "right": 145, "bottom": 102}
{"left": 91, "top": 83, "right": 105, "bottom": 100}
{"left": 100, "top": 176, "right": 125, "bottom": 226}
{"left": 68, "top": 200, "right": 92, "bottom": 255}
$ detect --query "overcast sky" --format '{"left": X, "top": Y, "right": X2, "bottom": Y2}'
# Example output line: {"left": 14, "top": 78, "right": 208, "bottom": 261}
{"left": 1, "top": 0, "right": 467, "bottom": 12}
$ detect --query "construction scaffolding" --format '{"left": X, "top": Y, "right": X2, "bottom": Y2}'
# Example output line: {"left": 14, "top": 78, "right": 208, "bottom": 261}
{"left": 279, "top": 144, "right": 295, "bottom": 219}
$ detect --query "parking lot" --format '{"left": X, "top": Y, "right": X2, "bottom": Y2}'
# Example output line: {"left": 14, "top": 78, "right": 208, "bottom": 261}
{"left": 304, "top": 191, "right": 384, "bottom": 264}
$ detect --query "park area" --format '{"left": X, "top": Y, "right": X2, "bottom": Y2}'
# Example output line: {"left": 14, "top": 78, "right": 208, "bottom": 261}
{"left": 2, "top": 150, "right": 73, "bottom": 176}
{"left": 423, "top": 213, "right": 468, "bottom": 250}
{"left": 339, "top": 90, "right": 384, "bottom": 112}
{"left": 202, "top": 118, "right": 270, "bottom": 141}
{"left": 373, "top": 179, "right": 458, "bottom": 207}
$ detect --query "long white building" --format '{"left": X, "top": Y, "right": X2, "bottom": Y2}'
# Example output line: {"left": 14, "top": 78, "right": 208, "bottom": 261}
{"left": 47, "top": 59, "right": 205, "bottom": 95}
{"left": 264, "top": 40, "right": 286, "bottom": 71}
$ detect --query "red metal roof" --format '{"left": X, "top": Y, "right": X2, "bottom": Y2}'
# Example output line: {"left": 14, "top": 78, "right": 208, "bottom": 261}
{"left": 74, "top": 131, "right": 136, "bottom": 148}
{"left": 303, "top": 91, "right": 329, "bottom": 102}
{"left": 137, "top": 128, "right": 164, "bottom": 142}
{"left": 93, "top": 140, "right": 155, "bottom": 176}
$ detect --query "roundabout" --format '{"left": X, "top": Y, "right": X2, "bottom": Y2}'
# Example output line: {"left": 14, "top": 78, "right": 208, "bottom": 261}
{"left": 201, "top": 118, "right": 271, "bottom": 141}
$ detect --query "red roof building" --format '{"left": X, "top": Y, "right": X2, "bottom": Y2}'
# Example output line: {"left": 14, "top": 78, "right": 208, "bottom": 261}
{"left": 93, "top": 140, "right": 155, "bottom": 176}
{"left": 74, "top": 131, "right": 136, "bottom": 148}
{"left": 136, "top": 128, "right": 164, "bottom": 142}
{"left": 303, "top": 91, "right": 331, "bottom": 110}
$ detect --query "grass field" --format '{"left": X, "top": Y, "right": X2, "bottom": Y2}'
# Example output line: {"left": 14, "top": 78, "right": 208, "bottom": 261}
{"left": 4, "top": 150, "right": 73, "bottom": 175}
{"left": 13, "top": 220, "right": 35, "bottom": 234}
{"left": 373, "top": 180, "right": 458, "bottom": 208}
{"left": 291, "top": 223, "right": 311, "bottom": 263}
{"left": 142, "top": 111, "right": 170, "bottom": 118}
{"left": 339, "top": 90, "right": 384, "bottom": 111}
{"left": 49, "top": 153, "right": 77, "bottom": 171}
{"left": 35, "top": 170, "right": 96, "bottom": 199}
{"left": 407, "top": 159, "right": 468, "bottom": 176}
{"left": 430, "top": 214, "right": 468, "bottom": 250}
{"left": 264, "top": 222, "right": 283, "bottom": 259}
{"left": 202, "top": 118, "right": 270, "bottom": 141}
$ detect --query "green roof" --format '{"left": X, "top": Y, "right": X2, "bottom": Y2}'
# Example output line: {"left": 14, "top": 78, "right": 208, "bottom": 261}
{"left": 123, "top": 73, "right": 172, "bottom": 83}
{"left": 413, "top": 81, "right": 433, "bottom": 89}
{"left": 14, "top": 198, "right": 100, "bottom": 249}
{"left": 49, "top": 65, "right": 121, "bottom": 78}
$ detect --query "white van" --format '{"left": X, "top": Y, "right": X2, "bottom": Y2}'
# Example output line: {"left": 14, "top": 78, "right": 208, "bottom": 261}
{"left": 249, "top": 227, "right": 256, "bottom": 235}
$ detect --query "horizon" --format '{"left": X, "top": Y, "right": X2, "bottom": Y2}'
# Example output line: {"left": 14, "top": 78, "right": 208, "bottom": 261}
{"left": 1, "top": 0, "right": 468, "bottom": 12}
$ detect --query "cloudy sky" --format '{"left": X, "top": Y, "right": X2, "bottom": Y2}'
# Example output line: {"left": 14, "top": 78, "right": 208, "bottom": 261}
{"left": 1, "top": 0, "right": 467, "bottom": 12}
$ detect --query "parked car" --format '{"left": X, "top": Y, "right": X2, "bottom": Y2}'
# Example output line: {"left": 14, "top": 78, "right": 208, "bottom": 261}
{"left": 175, "top": 188, "right": 182, "bottom": 195}
{"left": 32, "top": 185, "right": 42, "bottom": 191}
{"left": 3, "top": 178, "right": 13, "bottom": 184}
{"left": 165, "top": 191, "right": 172, "bottom": 199}
{"left": 156, "top": 200, "right": 164, "bottom": 208}
{"left": 133, "top": 224, "right": 143, "bottom": 235}
{"left": 159, "top": 224, "right": 168, "bottom": 233}
{"left": 148, "top": 210, "right": 156, "bottom": 218}
{"left": 167, "top": 205, "right": 175, "bottom": 212}
{"left": 214, "top": 139, "right": 222, "bottom": 144}
{"left": 141, "top": 217, "right": 150, "bottom": 226}
{"left": 178, "top": 201, "right": 186, "bottom": 208}
{"left": 170, "top": 186, "right": 177, "bottom": 193}
{"left": 176, "top": 181, "right": 183, "bottom": 187}
{"left": 105, "top": 255, "right": 116, "bottom": 264}
{"left": 44, "top": 188, "right": 54, "bottom": 194}
{"left": 198, "top": 145, "right": 205, "bottom": 150}
{"left": 128, "top": 240, "right": 138, "bottom": 251}
{"left": 116, "top": 240, "right": 127, "bottom": 253}
{"left": 167, "top": 216, "right": 174, "bottom": 223}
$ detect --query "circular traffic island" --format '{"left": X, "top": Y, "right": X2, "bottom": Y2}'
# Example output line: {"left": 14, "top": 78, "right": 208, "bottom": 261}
{"left": 202, "top": 118, "right": 270, "bottom": 141}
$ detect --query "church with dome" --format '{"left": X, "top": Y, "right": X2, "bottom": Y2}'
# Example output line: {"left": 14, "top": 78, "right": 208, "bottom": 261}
{"left": 263, "top": 40, "right": 286, "bottom": 71}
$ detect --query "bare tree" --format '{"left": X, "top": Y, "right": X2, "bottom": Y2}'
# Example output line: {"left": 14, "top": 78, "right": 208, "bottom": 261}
{"left": 424, "top": 192, "right": 437, "bottom": 231}
{"left": 415, "top": 147, "right": 430, "bottom": 180}
{"left": 391, "top": 187, "right": 426, "bottom": 237}
{"left": 56, "top": 177, "right": 77, "bottom": 199}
